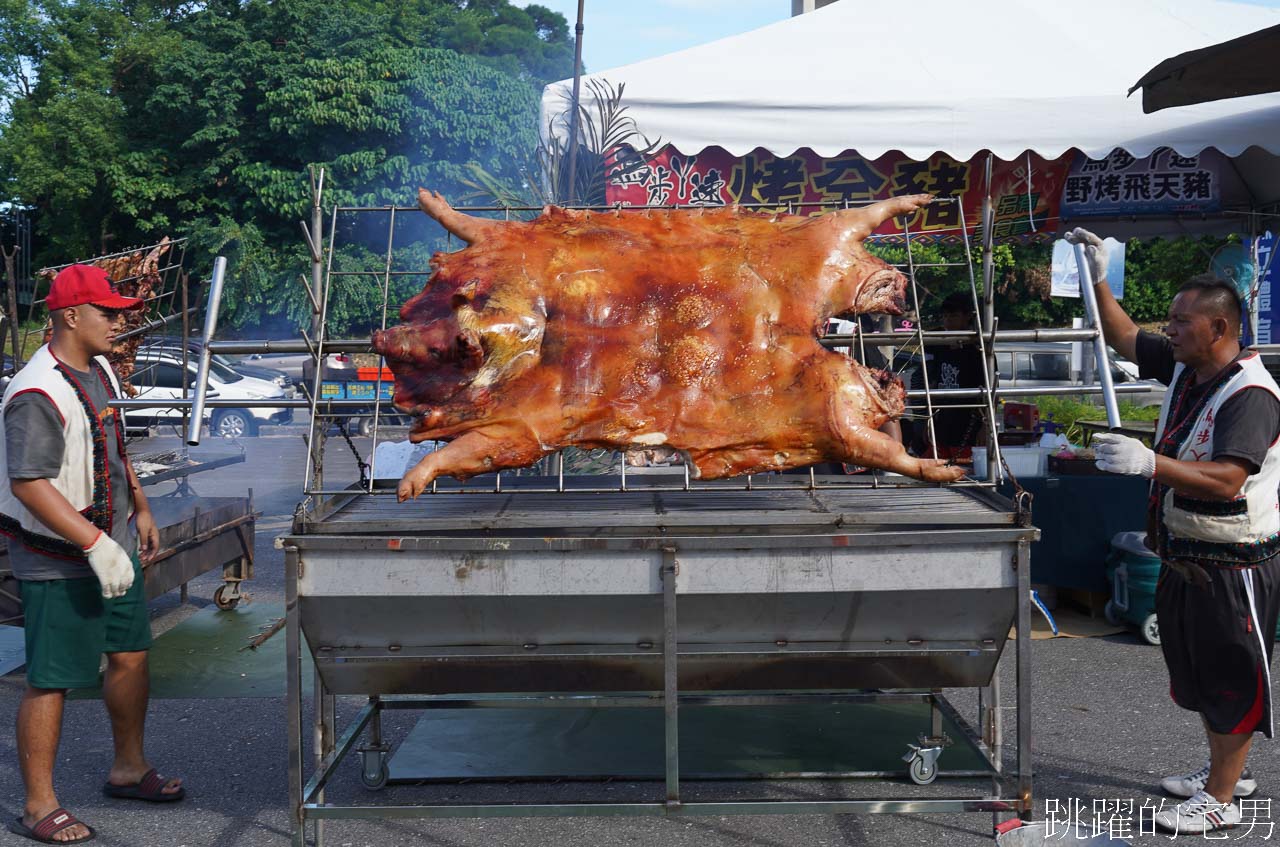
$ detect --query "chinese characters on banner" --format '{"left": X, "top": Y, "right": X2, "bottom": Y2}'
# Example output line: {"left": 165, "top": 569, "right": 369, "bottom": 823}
{"left": 605, "top": 145, "right": 1225, "bottom": 243}
{"left": 605, "top": 146, "right": 1070, "bottom": 242}
{"left": 1254, "top": 232, "right": 1275, "bottom": 344}
{"left": 1061, "top": 147, "right": 1222, "bottom": 217}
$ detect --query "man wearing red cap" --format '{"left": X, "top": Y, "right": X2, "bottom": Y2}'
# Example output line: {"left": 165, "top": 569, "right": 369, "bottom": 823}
{"left": 0, "top": 265, "right": 183, "bottom": 844}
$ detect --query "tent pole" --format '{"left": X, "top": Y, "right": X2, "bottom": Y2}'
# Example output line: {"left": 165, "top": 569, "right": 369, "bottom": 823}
{"left": 981, "top": 153, "right": 997, "bottom": 481}
{"left": 1250, "top": 205, "right": 1262, "bottom": 346}
{"left": 565, "top": 0, "right": 586, "bottom": 205}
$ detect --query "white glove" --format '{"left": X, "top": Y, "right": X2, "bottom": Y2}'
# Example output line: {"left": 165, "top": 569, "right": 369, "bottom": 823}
{"left": 1064, "top": 227, "right": 1108, "bottom": 285}
{"left": 84, "top": 531, "right": 136, "bottom": 599}
{"left": 1093, "top": 432, "right": 1156, "bottom": 478}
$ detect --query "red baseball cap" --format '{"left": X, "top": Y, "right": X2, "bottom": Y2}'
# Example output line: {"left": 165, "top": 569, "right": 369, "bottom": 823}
{"left": 46, "top": 265, "right": 144, "bottom": 311}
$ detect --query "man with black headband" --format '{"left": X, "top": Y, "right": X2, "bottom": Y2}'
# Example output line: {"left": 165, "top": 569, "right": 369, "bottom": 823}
{"left": 1067, "top": 228, "right": 1280, "bottom": 835}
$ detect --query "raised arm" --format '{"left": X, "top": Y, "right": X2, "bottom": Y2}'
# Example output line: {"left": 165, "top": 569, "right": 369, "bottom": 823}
{"left": 1066, "top": 227, "right": 1139, "bottom": 362}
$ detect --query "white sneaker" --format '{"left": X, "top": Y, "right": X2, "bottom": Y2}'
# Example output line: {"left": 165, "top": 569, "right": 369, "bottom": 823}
{"left": 1153, "top": 790, "right": 1241, "bottom": 834}
{"left": 1161, "top": 761, "right": 1258, "bottom": 798}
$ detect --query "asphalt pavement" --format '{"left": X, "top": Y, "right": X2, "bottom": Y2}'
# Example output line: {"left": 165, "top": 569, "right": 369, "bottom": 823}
{"left": 0, "top": 432, "right": 1275, "bottom": 846}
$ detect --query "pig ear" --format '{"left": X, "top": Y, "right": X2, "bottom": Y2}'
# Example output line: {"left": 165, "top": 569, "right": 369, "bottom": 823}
{"left": 417, "top": 189, "right": 501, "bottom": 244}
{"left": 835, "top": 194, "right": 933, "bottom": 240}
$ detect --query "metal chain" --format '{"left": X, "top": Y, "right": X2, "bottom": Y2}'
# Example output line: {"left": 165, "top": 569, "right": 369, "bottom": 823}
{"left": 335, "top": 420, "right": 371, "bottom": 488}
{"left": 999, "top": 449, "right": 1034, "bottom": 525}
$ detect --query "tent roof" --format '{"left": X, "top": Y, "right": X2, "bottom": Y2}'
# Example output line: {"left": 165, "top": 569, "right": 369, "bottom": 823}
{"left": 1130, "top": 23, "right": 1280, "bottom": 113}
{"left": 541, "top": 0, "right": 1280, "bottom": 161}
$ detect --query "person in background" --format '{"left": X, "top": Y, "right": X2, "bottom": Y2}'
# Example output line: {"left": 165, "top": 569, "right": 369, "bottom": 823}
{"left": 922, "top": 292, "right": 986, "bottom": 462}
{"left": 1, "top": 265, "right": 183, "bottom": 846}
{"left": 1068, "top": 227, "right": 1280, "bottom": 836}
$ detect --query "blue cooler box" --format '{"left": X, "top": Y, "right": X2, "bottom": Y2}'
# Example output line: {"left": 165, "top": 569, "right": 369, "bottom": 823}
{"left": 1105, "top": 530, "right": 1280, "bottom": 646}
{"left": 1104, "top": 531, "right": 1162, "bottom": 645}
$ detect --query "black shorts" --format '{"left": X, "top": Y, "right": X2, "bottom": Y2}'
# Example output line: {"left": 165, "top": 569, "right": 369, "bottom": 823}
{"left": 1156, "top": 555, "right": 1280, "bottom": 737}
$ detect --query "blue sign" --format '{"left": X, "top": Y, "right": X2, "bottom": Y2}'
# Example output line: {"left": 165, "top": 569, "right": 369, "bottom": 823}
{"left": 1061, "top": 147, "right": 1221, "bottom": 218}
{"left": 1254, "top": 233, "right": 1276, "bottom": 345}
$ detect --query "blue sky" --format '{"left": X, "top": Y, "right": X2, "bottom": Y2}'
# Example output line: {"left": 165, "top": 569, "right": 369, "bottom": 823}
{"left": 521, "top": 0, "right": 1280, "bottom": 77}
{"left": 517, "top": 0, "right": 788, "bottom": 74}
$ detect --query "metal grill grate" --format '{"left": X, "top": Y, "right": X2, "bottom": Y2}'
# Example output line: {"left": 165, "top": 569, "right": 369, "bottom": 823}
{"left": 306, "top": 480, "right": 1016, "bottom": 535}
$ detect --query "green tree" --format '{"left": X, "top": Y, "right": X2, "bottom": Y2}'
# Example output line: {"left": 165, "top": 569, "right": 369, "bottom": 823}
{"left": 0, "top": 0, "right": 573, "bottom": 334}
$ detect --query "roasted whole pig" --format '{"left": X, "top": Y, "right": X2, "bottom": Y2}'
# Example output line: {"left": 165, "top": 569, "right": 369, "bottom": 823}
{"left": 374, "top": 191, "right": 964, "bottom": 499}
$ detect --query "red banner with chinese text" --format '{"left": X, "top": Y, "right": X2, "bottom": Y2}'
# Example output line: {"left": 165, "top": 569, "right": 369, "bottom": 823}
{"left": 604, "top": 146, "right": 1071, "bottom": 244}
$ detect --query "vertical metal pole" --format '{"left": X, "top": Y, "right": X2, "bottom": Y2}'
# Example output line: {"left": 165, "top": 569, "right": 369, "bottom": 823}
{"left": 312, "top": 670, "right": 334, "bottom": 847}
{"left": 180, "top": 273, "right": 191, "bottom": 447}
{"left": 187, "top": 256, "right": 227, "bottom": 446}
{"left": 309, "top": 168, "right": 326, "bottom": 341}
{"left": 957, "top": 200, "right": 1002, "bottom": 479}
{"left": 1074, "top": 245, "right": 1122, "bottom": 428}
{"left": 661, "top": 546, "right": 680, "bottom": 808}
{"left": 303, "top": 204, "right": 339, "bottom": 495}
{"left": 564, "top": 0, "right": 586, "bottom": 204}
{"left": 1015, "top": 538, "right": 1032, "bottom": 819}
{"left": 980, "top": 154, "right": 998, "bottom": 481}
{"left": 285, "top": 547, "right": 306, "bottom": 847}
{"left": 368, "top": 207, "right": 397, "bottom": 488}
{"left": 904, "top": 215, "right": 940, "bottom": 459}
{"left": 981, "top": 678, "right": 1002, "bottom": 831}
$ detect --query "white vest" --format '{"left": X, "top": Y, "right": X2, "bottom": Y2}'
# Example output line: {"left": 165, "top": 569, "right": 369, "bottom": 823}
{"left": 1153, "top": 353, "right": 1280, "bottom": 565}
{"left": 0, "top": 345, "right": 128, "bottom": 559}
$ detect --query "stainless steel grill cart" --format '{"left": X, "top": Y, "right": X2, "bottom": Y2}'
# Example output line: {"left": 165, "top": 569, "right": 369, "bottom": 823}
{"left": 280, "top": 479, "right": 1038, "bottom": 844}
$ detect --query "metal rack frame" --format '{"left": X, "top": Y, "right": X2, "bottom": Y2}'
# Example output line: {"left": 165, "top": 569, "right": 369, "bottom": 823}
{"left": 170, "top": 177, "right": 1117, "bottom": 500}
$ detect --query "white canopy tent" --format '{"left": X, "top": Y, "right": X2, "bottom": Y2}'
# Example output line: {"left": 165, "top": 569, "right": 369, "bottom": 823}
{"left": 542, "top": 0, "right": 1280, "bottom": 208}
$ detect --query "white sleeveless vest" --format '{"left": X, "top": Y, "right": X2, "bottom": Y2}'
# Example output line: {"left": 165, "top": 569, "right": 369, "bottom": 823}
{"left": 1152, "top": 353, "right": 1280, "bottom": 565}
{"left": 0, "top": 345, "right": 128, "bottom": 560}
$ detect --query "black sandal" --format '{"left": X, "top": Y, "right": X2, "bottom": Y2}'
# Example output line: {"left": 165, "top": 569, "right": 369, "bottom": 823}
{"left": 7, "top": 808, "right": 96, "bottom": 844}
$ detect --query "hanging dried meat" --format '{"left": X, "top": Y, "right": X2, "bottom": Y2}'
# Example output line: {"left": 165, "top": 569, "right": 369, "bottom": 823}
{"left": 40, "top": 238, "right": 172, "bottom": 394}
{"left": 374, "top": 191, "right": 965, "bottom": 499}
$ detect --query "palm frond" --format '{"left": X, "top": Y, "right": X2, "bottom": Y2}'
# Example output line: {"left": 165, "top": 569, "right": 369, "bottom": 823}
{"left": 463, "top": 78, "right": 663, "bottom": 210}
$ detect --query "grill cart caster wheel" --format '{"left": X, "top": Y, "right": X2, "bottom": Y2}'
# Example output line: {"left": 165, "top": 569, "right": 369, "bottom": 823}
{"left": 213, "top": 584, "right": 240, "bottom": 611}
{"left": 358, "top": 416, "right": 376, "bottom": 438}
{"left": 1104, "top": 600, "right": 1124, "bottom": 626}
{"left": 1141, "top": 613, "right": 1161, "bottom": 646}
{"left": 908, "top": 756, "right": 938, "bottom": 785}
{"left": 361, "top": 757, "right": 389, "bottom": 790}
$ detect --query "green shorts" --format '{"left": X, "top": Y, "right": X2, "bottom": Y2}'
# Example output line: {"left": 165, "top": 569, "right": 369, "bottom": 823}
{"left": 20, "top": 554, "right": 152, "bottom": 690}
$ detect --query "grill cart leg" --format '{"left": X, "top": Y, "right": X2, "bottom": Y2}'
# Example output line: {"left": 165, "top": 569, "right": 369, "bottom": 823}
{"left": 1016, "top": 538, "right": 1033, "bottom": 819}
{"left": 313, "top": 669, "right": 336, "bottom": 846}
{"left": 358, "top": 698, "right": 390, "bottom": 790}
{"left": 903, "top": 699, "right": 952, "bottom": 787}
{"left": 661, "top": 547, "right": 680, "bottom": 809}
{"left": 285, "top": 547, "right": 306, "bottom": 847}
{"left": 981, "top": 677, "right": 1004, "bottom": 831}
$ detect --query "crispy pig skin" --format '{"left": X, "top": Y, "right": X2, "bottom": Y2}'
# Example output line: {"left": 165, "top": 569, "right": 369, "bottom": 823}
{"left": 374, "top": 190, "right": 964, "bottom": 500}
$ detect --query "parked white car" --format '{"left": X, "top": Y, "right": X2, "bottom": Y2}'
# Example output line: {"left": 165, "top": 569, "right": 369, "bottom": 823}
{"left": 128, "top": 350, "right": 294, "bottom": 437}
